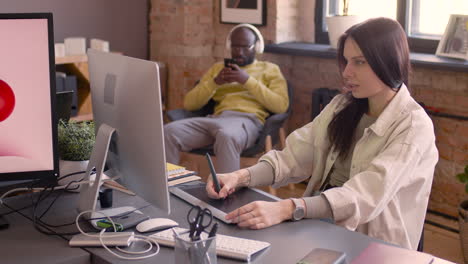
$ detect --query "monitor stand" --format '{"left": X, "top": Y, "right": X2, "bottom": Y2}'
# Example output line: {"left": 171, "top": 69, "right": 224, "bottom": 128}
{"left": 77, "top": 124, "right": 138, "bottom": 228}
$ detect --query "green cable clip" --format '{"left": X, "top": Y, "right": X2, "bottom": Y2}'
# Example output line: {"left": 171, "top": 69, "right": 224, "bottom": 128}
{"left": 96, "top": 219, "right": 123, "bottom": 232}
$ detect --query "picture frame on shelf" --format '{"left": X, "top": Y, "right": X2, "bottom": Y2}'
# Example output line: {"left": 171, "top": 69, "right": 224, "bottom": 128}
{"left": 220, "top": 0, "right": 266, "bottom": 26}
{"left": 436, "top": 14, "right": 468, "bottom": 60}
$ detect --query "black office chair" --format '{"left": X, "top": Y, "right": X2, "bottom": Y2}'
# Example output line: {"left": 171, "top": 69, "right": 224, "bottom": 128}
{"left": 166, "top": 81, "right": 293, "bottom": 195}
{"left": 311, "top": 87, "right": 340, "bottom": 121}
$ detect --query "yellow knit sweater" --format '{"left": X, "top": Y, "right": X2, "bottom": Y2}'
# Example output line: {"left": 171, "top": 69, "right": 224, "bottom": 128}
{"left": 183, "top": 60, "right": 289, "bottom": 124}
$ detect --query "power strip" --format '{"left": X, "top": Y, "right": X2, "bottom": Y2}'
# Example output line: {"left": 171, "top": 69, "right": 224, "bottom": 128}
{"left": 69, "top": 232, "right": 134, "bottom": 247}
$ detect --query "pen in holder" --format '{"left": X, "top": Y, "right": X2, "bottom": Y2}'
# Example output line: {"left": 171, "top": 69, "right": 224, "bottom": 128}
{"left": 174, "top": 229, "right": 217, "bottom": 264}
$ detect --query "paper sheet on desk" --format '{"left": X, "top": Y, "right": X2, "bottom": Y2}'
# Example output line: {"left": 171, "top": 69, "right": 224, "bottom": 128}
{"left": 101, "top": 174, "right": 136, "bottom": 195}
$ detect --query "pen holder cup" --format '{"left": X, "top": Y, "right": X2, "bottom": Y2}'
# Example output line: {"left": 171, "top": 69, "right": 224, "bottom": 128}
{"left": 174, "top": 231, "right": 217, "bottom": 264}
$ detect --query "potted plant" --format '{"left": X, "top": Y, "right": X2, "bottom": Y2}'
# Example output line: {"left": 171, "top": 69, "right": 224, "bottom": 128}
{"left": 57, "top": 119, "right": 95, "bottom": 190}
{"left": 456, "top": 165, "right": 468, "bottom": 263}
{"left": 325, "top": 0, "right": 364, "bottom": 49}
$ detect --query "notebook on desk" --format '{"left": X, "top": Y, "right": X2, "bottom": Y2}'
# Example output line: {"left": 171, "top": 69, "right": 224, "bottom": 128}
{"left": 170, "top": 182, "right": 280, "bottom": 224}
{"left": 166, "top": 162, "right": 186, "bottom": 176}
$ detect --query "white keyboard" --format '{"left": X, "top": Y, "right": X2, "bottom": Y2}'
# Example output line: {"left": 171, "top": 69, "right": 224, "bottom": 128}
{"left": 149, "top": 227, "right": 270, "bottom": 261}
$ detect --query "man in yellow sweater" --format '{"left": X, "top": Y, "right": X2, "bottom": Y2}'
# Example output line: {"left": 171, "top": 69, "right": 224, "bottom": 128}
{"left": 164, "top": 24, "right": 288, "bottom": 173}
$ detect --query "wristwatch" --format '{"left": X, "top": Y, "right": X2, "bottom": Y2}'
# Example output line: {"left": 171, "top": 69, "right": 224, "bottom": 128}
{"left": 290, "top": 198, "right": 305, "bottom": 221}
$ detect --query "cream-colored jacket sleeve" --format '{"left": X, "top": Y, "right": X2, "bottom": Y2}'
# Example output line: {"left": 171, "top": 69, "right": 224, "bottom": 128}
{"left": 257, "top": 95, "right": 345, "bottom": 187}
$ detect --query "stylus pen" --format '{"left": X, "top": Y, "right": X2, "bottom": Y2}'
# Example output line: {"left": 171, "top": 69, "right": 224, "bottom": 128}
{"left": 205, "top": 153, "right": 221, "bottom": 193}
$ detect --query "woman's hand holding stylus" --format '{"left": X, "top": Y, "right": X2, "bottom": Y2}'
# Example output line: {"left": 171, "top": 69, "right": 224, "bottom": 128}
{"left": 206, "top": 169, "right": 250, "bottom": 199}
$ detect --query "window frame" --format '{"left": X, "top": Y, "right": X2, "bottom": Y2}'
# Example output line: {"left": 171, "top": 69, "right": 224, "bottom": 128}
{"left": 315, "top": 0, "right": 439, "bottom": 54}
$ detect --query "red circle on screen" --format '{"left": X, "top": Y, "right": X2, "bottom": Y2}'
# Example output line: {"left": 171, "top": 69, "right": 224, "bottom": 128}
{"left": 0, "top": 79, "right": 15, "bottom": 121}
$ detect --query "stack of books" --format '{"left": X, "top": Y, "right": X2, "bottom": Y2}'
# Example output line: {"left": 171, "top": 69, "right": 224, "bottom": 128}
{"left": 166, "top": 163, "right": 201, "bottom": 186}
{"left": 100, "top": 164, "right": 200, "bottom": 194}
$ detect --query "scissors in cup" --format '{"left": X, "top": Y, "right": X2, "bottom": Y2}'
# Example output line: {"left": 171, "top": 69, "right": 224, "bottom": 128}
{"left": 187, "top": 205, "right": 213, "bottom": 241}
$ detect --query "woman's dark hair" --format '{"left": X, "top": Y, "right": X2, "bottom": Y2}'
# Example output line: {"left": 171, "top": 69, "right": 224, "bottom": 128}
{"left": 328, "top": 17, "right": 410, "bottom": 159}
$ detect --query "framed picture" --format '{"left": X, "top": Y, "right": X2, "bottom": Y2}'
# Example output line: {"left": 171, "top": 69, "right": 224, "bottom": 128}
{"left": 220, "top": 0, "right": 266, "bottom": 26}
{"left": 436, "top": 14, "right": 468, "bottom": 60}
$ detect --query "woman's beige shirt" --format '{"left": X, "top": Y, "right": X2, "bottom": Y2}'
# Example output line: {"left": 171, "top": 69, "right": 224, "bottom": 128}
{"left": 252, "top": 84, "right": 438, "bottom": 249}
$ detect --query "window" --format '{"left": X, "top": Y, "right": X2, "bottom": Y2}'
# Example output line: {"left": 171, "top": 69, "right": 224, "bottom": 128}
{"left": 315, "top": 0, "right": 468, "bottom": 53}
{"left": 409, "top": 0, "right": 468, "bottom": 37}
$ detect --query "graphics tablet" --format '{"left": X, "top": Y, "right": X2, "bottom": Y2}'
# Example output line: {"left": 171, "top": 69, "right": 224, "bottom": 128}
{"left": 170, "top": 182, "right": 280, "bottom": 224}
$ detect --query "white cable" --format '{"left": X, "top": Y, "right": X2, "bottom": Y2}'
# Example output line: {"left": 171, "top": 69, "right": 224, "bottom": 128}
{"left": 116, "top": 237, "right": 153, "bottom": 255}
{"left": 76, "top": 209, "right": 160, "bottom": 260}
{"left": 75, "top": 210, "right": 120, "bottom": 238}
{"left": 0, "top": 180, "right": 160, "bottom": 260}
{"left": 99, "top": 230, "right": 160, "bottom": 260}
{"left": 112, "top": 234, "right": 160, "bottom": 257}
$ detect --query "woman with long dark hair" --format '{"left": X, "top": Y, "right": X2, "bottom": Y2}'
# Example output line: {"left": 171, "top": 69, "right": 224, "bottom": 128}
{"left": 206, "top": 17, "right": 438, "bottom": 250}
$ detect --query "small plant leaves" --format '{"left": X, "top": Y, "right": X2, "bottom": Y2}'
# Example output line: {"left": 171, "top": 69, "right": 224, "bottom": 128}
{"left": 58, "top": 120, "right": 95, "bottom": 161}
{"left": 457, "top": 173, "right": 468, "bottom": 183}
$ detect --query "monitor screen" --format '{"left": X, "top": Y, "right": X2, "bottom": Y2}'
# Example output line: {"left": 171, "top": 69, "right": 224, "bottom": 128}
{"left": 0, "top": 13, "right": 58, "bottom": 184}
{"left": 78, "top": 50, "right": 170, "bottom": 216}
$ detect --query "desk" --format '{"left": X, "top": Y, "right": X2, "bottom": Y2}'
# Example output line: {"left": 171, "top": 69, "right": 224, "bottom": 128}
{"left": 1, "top": 188, "right": 449, "bottom": 264}
{"left": 0, "top": 203, "right": 89, "bottom": 264}
{"left": 0, "top": 189, "right": 378, "bottom": 264}
{"left": 93, "top": 192, "right": 382, "bottom": 264}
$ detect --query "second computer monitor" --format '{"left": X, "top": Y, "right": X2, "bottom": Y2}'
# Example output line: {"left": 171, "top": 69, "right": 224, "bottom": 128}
{"left": 0, "top": 13, "right": 58, "bottom": 185}
{"left": 82, "top": 49, "right": 170, "bottom": 215}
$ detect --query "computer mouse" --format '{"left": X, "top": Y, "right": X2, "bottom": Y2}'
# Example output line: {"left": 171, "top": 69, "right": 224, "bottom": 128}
{"left": 136, "top": 218, "right": 179, "bottom": 233}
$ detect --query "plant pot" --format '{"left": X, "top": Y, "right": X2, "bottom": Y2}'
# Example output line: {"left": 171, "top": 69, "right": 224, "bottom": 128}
{"left": 325, "top": 15, "right": 365, "bottom": 49}
{"left": 58, "top": 159, "right": 89, "bottom": 192}
{"left": 459, "top": 199, "right": 468, "bottom": 264}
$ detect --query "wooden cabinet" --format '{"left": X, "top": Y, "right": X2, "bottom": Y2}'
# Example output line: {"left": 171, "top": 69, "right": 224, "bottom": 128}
{"left": 55, "top": 55, "right": 93, "bottom": 121}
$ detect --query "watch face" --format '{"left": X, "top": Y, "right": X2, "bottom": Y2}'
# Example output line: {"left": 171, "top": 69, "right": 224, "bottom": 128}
{"left": 292, "top": 198, "right": 305, "bottom": 221}
{"left": 294, "top": 207, "right": 305, "bottom": 220}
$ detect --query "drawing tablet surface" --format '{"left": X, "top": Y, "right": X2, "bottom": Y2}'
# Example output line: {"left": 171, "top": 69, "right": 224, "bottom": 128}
{"left": 171, "top": 182, "right": 279, "bottom": 223}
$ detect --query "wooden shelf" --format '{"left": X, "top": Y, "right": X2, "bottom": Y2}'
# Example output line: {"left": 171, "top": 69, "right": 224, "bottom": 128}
{"left": 55, "top": 55, "right": 92, "bottom": 117}
{"left": 55, "top": 54, "right": 87, "bottom": 65}
{"left": 70, "top": 113, "right": 93, "bottom": 122}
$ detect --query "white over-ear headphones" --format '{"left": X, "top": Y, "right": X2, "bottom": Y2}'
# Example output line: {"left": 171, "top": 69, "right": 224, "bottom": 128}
{"left": 225, "top": 23, "right": 265, "bottom": 54}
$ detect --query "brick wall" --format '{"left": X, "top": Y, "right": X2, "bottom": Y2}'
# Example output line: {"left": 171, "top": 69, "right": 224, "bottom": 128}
{"left": 410, "top": 68, "right": 468, "bottom": 217}
{"left": 149, "top": 0, "right": 467, "bottom": 217}
{"left": 150, "top": 0, "right": 216, "bottom": 110}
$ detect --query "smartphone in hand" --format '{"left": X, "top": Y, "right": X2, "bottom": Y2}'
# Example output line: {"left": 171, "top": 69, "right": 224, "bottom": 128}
{"left": 224, "top": 58, "right": 237, "bottom": 68}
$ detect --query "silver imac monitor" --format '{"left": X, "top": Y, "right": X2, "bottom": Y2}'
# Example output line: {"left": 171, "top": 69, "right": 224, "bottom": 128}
{"left": 78, "top": 50, "right": 170, "bottom": 218}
